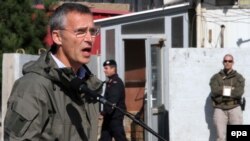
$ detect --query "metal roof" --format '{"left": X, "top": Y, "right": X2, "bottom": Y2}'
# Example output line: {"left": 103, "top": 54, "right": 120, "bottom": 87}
{"left": 94, "top": 2, "right": 190, "bottom": 27}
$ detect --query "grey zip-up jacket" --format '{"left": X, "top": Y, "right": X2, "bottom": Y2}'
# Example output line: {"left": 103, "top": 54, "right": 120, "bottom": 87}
{"left": 4, "top": 51, "right": 102, "bottom": 141}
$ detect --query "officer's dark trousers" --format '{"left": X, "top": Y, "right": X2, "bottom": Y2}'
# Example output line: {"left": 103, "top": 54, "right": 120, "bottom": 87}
{"left": 99, "top": 117, "right": 127, "bottom": 141}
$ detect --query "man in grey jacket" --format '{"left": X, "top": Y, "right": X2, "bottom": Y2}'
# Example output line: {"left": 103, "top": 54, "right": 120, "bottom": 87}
{"left": 4, "top": 3, "right": 102, "bottom": 141}
{"left": 210, "top": 54, "right": 245, "bottom": 141}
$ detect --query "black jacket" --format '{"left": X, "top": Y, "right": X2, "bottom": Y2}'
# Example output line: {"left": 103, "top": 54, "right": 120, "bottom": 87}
{"left": 103, "top": 74, "right": 126, "bottom": 119}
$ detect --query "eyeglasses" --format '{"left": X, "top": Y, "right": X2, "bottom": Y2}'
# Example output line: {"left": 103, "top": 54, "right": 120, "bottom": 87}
{"left": 60, "top": 26, "right": 100, "bottom": 38}
{"left": 223, "top": 60, "right": 233, "bottom": 63}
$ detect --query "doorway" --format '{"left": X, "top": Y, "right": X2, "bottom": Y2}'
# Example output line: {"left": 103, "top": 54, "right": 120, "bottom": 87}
{"left": 124, "top": 39, "right": 146, "bottom": 141}
{"left": 124, "top": 38, "right": 168, "bottom": 141}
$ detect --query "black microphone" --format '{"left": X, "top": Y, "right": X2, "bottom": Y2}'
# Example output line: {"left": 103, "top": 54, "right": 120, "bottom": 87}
{"left": 70, "top": 78, "right": 113, "bottom": 106}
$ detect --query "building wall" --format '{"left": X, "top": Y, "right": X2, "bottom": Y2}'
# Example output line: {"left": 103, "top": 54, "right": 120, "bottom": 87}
{"left": 200, "top": 5, "right": 250, "bottom": 48}
{"left": 169, "top": 48, "right": 250, "bottom": 141}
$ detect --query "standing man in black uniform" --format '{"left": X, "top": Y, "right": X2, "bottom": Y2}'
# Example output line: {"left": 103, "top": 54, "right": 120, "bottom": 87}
{"left": 99, "top": 59, "right": 127, "bottom": 141}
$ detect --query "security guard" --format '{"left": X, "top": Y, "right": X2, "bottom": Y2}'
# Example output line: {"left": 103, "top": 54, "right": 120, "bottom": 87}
{"left": 99, "top": 60, "right": 127, "bottom": 141}
{"left": 210, "top": 54, "right": 245, "bottom": 141}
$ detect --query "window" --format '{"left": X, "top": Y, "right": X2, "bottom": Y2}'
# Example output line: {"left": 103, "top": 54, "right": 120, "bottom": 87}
{"left": 122, "top": 18, "right": 164, "bottom": 34}
{"left": 171, "top": 16, "right": 183, "bottom": 48}
{"left": 105, "top": 29, "right": 115, "bottom": 59}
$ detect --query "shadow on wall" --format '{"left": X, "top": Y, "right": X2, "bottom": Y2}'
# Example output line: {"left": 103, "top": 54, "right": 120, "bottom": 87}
{"left": 130, "top": 118, "right": 144, "bottom": 141}
{"left": 130, "top": 104, "right": 169, "bottom": 141}
{"left": 130, "top": 96, "right": 145, "bottom": 141}
{"left": 204, "top": 93, "right": 217, "bottom": 141}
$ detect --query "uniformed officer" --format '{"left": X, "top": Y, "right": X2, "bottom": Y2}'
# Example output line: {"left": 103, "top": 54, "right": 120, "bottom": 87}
{"left": 99, "top": 59, "right": 127, "bottom": 141}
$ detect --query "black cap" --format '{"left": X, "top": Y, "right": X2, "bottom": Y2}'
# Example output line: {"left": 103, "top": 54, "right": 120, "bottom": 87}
{"left": 103, "top": 59, "right": 117, "bottom": 67}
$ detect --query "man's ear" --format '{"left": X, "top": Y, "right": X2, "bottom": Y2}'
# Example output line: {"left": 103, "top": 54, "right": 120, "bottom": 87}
{"left": 52, "top": 30, "right": 62, "bottom": 46}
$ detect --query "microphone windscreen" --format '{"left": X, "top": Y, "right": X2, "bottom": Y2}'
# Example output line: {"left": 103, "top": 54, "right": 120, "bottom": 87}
{"left": 70, "top": 77, "right": 84, "bottom": 92}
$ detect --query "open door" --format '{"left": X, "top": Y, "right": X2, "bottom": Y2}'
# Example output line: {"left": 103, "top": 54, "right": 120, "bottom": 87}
{"left": 124, "top": 38, "right": 167, "bottom": 141}
{"left": 124, "top": 39, "right": 146, "bottom": 141}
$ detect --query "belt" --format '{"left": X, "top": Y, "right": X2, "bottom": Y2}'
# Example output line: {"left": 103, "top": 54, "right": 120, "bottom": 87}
{"left": 222, "top": 100, "right": 239, "bottom": 106}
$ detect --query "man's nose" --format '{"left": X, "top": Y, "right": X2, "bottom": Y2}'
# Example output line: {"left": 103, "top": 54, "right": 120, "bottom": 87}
{"left": 83, "top": 30, "right": 93, "bottom": 42}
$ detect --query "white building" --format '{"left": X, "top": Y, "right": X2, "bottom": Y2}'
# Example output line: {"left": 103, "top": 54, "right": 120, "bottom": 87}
{"left": 94, "top": 1, "right": 250, "bottom": 141}
{"left": 197, "top": 0, "right": 250, "bottom": 48}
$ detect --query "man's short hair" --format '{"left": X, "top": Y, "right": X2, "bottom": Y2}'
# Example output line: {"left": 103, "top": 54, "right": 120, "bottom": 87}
{"left": 49, "top": 3, "right": 92, "bottom": 32}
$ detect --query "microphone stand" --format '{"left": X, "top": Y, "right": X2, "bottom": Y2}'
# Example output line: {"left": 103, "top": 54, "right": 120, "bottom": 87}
{"left": 98, "top": 98, "right": 167, "bottom": 141}
{"left": 70, "top": 78, "right": 167, "bottom": 141}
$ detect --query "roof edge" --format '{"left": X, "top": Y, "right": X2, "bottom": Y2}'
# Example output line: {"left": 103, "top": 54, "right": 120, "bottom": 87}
{"left": 94, "top": 2, "right": 190, "bottom": 24}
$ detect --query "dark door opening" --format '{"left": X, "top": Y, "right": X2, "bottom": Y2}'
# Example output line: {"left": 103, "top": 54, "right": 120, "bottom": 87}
{"left": 124, "top": 39, "right": 146, "bottom": 141}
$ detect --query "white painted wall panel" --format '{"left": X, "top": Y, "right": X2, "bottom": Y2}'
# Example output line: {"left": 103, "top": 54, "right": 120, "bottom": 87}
{"left": 169, "top": 48, "right": 250, "bottom": 141}
{"left": 201, "top": 8, "right": 250, "bottom": 48}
